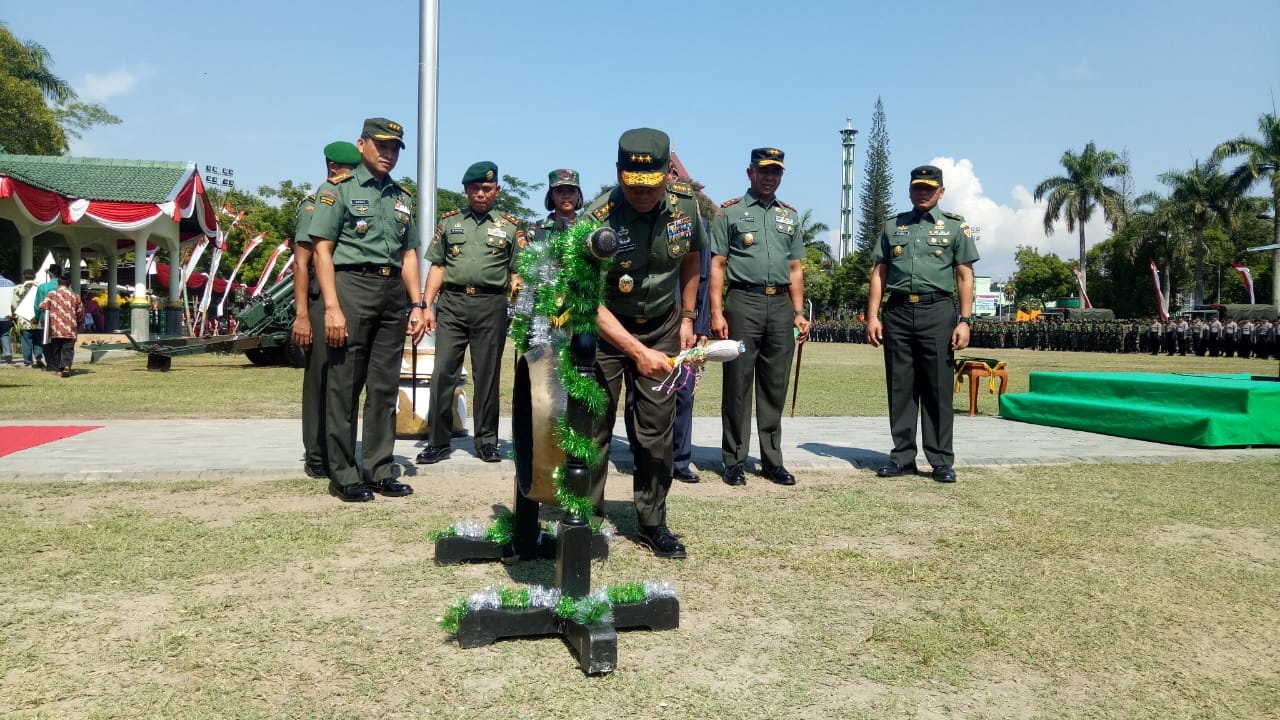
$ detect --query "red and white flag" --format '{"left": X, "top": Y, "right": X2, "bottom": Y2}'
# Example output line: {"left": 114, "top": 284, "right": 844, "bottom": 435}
{"left": 181, "top": 237, "right": 210, "bottom": 285}
{"left": 198, "top": 233, "right": 224, "bottom": 317}
{"left": 218, "top": 232, "right": 265, "bottom": 314}
{"left": 274, "top": 256, "right": 294, "bottom": 284}
{"left": 1149, "top": 260, "right": 1169, "bottom": 322}
{"left": 1071, "top": 266, "right": 1092, "bottom": 309}
{"left": 1231, "top": 263, "right": 1255, "bottom": 304}
{"left": 253, "top": 240, "right": 290, "bottom": 297}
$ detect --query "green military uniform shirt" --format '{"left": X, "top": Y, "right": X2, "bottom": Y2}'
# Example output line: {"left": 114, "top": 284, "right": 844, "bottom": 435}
{"left": 425, "top": 207, "right": 523, "bottom": 287}
{"left": 710, "top": 190, "right": 804, "bottom": 284}
{"left": 307, "top": 163, "right": 418, "bottom": 265}
{"left": 585, "top": 182, "right": 706, "bottom": 320}
{"left": 873, "top": 208, "right": 979, "bottom": 294}
{"left": 294, "top": 192, "right": 317, "bottom": 246}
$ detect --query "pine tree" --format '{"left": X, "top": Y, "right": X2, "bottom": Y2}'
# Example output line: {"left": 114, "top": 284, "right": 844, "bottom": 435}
{"left": 855, "top": 97, "right": 893, "bottom": 261}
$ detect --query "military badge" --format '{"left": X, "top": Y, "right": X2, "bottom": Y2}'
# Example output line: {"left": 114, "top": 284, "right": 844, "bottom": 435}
{"left": 934, "top": 249, "right": 942, "bottom": 257}
{"left": 618, "top": 274, "right": 634, "bottom": 294}
{"left": 743, "top": 233, "right": 754, "bottom": 247}
{"left": 942, "top": 238, "right": 949, "bottom": 245}
{"left": 893, "top": 246, "right": 903, "bottom": 257}
{"left": 451, "top": 245, "right": 461, "bottom": 257}
{"left": 356, "top": 220, "right": 369, "bottom": 235}
{"left": 964, "top": 228, "right": 973, "bottom": 238}
{"left": 351, "top": 199, "right": 370, "bottom": 215}
{"left": 394, "top": 201, "right": 410, "bottom": 215}
{"left": 667, "top": 216, "right": 693, "bottom": 242}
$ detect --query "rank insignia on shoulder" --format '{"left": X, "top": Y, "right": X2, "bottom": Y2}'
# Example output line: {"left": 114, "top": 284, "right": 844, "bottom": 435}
{"left": 943, "top": 211, "right": 964, "bottom": 221}
{"left": 330, "top": 173, "right": 353, "bottom": 184}
{"left": 440, "top": 209, "right": 461, "bottom": 219}
{"left": 502, "top": 213, "right": 520, "bottom": 227}
{"left": 318, "top": 190, "right": 337, "bottom": 206}
{"left": 720, "top": 198, "right": 741, "bottom": 208}
{"left": 668, "top": 181, "right": 694, "bottom": 196}
{"left": 593, "top": 202, "right": 614, "bottom": 221}
{"left": 779, "top": 200, "right": 796, "bottom": 212}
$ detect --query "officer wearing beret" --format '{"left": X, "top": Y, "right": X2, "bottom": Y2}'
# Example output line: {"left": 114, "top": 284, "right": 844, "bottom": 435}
{"left": 866, "top": 165, "right": 978, "bottom": 483}
{"left": 416, "top": 161, "right": 524, "bottom": 464}
{"left": 293, "top": 141, "right": 361, "bottom": 480}
{"left": 710, "top": 147, "right": 810, "bottom": 487}
{"left": 309, "top": 117, "right": 426, "bottom": 502}
{"left": 583, "top": 128, "right": 704, "bottom": 559}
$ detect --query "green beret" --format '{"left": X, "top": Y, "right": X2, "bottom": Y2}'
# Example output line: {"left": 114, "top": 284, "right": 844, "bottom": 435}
{"left": 750, "top": 147, "right": 785, "bottom": 169}
{"left": 910, "top": 165, "right": 943, "bottom": 187}
{"left": 361, "top": 117, "right": 405, "bottom": 148}
{"left": 617, "top": 128, "right": 669, "bottom": 187}
{"left": 462, "top": 161, "right": 499, "bottom": 185}
{"left": 323, "top": 141, "right": 361, "bottom": 166}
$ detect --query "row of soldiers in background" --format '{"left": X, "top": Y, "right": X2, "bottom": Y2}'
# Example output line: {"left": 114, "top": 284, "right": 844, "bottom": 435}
{"left": 808, "top": 317, "right": 1280, "bottom": 359}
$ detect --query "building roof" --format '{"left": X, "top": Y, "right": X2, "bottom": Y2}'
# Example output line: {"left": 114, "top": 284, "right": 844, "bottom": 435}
{"left": 0, "top": 154, "right": 195, "bottom": 203}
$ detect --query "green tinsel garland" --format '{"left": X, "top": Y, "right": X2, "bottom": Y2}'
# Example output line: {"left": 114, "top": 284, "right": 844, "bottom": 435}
{"left": 605, "top": 581, "right": 649, "bottom": 605}
{"left": 512, "top": 218, "right": 609, "bottom": 355}
{"left": 552, "top": 466, "right": 596, "bottom": 521}
{"left": 556, "top": 595, "right": 611, "bottom": 625}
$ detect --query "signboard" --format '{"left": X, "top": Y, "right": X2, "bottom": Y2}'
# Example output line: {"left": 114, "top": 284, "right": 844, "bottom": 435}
{"left": 203, "top": 165, "right": 235, "bottom": 189}
{"left": 974, "top": 293, "right": 1000, "bottom": 317}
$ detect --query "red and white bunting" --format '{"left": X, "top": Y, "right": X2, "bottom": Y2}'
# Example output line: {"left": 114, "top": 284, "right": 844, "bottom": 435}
{"left": 218, "top": 232, "right": 265, "bottom": 314}
{"left": 1231, "top": 263, "right": 1255, "bottom": 304}
{"left": 1149, "top": 260, "right": 1169, "bottom": 322}
{"left": 253, "top": 240, "right": 290, "bottom": 297}
{"left": 1070, "top": 266, "right": 1092, "bottom": 309}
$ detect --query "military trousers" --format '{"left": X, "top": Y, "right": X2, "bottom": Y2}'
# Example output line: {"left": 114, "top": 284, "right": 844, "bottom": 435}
{"left": 591, "top": 306, "right": 680, "bottom": 527}
{"left": 622, "top": 361, "right": 695, "bottom": 471}
{"left": 882, "top": 295, "right": 957, "bottom": 469}
{"left": 428, "top": 289, "right": 508, "bottom": 451}
{"left": 302, "top": 292, "right": 328, "bottom": 473}
{"left": 721, "top": 288, "right": 796, "bottom": 469}
{"left": 324, "top": 270, "right": 408, "bottom": 487}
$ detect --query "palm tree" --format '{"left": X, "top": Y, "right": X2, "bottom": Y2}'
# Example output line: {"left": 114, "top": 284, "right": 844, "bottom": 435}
{"left": 1033, "top": 142, "right": 1129, "bottom": 295}
{"left": 1214, "top": 112, "right": 1280, "bottom": 303}
{"left": 1158, "top": 158, "right": 1250, "bottom": 305}
{"left": 0, "top": 22, "right": 77, "bottom": 103}
{"left": 798, "top": 209, "right": 832, "bottom": 264}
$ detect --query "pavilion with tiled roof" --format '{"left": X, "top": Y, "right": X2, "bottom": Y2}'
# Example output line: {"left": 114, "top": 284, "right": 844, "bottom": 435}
{"left": 0, "top": 154, "right": 217, "bottom": 338}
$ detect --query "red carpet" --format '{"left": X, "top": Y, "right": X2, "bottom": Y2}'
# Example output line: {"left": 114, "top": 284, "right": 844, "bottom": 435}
{"left": 0, "top": 425, "right": 102, "bottom": 458}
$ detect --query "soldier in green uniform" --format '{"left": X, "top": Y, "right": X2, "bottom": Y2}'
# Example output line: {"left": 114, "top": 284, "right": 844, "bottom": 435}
{"left": 584, "top": 128, "right": 704, "bottom": 559}
{"left": 416, "top": 161, "right": 524, "bottom": 465}
{"left": 293, "top": 141, "right": 361, "bottom": 480}
{"left": 530, "top": 168, "right": 583, "bottom": 241}
{"left": 309, "top": 117, "right": 426, "bottom": 502}
{"left": 866, "top": 165, "right": 978, "bottom": 483}
{"left": 709, "top": 147, "right": 810, "bottom": 487}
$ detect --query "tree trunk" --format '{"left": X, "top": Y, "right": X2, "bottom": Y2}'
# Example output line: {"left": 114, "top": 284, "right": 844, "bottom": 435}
{"left": 1193, "top": 225, "right": 1206, "bottom": 307}
{"left": 1271, "top": 188, "right": 1280, "bottom": 305}
{"left": 1077, "top": 223, "right": 1087, "bottom": 296}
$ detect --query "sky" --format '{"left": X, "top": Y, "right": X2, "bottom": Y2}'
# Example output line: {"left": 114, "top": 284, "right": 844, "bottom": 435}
{"left": 5, "top": 0, "right": 1279, "bottom": 280}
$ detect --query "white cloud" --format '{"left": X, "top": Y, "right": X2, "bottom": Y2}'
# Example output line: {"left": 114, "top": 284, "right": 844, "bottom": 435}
{"left": 78, "top": 66, "right": 151, "bottom": 102}
{"left": 929, "top": 157, "right": 1112, "bottom": 282}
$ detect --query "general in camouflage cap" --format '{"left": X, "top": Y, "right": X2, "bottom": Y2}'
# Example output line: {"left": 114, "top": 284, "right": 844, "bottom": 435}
{"left": 750, "top": 147, "right": 785, "bottom": 169}
{"left": 462, "top": 161, "right": 499, "bottom": 185}
{"left": 910, "top": 165, "right": 943, "bottom": 187}
{"left": 323, "top": 141, "right": 361, "bottom": 166}
{"left": 617, "top": 128, "right": 670, "bottom": 187}
{"left": 362, "top": 117, "right": 405, "bottom": 148}
{"left": 544, "top": 168, "right": 582, "bottom": 211}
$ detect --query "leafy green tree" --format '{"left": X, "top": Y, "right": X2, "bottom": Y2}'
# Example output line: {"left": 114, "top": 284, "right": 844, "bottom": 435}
{"left": 1158, "top": 157, "right": 1249, "bottom": 304}
{"left": 494, "top": 174, "right": 542, "bottom": 222}
{"left": 829, "top": 254, "right": 870, "bottom": 315}
{"left": 798, "top": 209, "right": 831, "bottom": 264}
{"left": 1033, "top": 142, "right": 1129, "bottom": 294}
{"left": 1214, "top": 112, "right": 1280, "bottom": 303}
{"left": 1012, "top": 245, "right": 1075, "bottom": 303}
{"left": 855, "top": 97, "right": 893, "bottom": 263}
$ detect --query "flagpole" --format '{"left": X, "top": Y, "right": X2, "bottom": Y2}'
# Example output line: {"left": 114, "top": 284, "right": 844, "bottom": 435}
{"left": 418, "top": 0, "right": 439, "bottom": 297}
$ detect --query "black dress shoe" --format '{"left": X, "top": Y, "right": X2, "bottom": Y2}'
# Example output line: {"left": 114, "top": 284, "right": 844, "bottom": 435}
{"left": 303, "top": 464, "right": 328, "bottom": 479}
{"left": 328, "top": 480, "right": 374, "bottom": 503}
{"left": 932, "top": 466, "right": 957, "bottom": 483}
{"left": 876, "top": 461, "right": 919, "bottom": 478}
{"left": 478, "top": 444, "right": 502, "bottom": 463}
{"left": 673, "top": 468, "right": 700, "bottom": 483}
{"left": 369, "top": 478, "right": 414, "bottom": 497}
{"left": 722, "top": 464, "right": 746, "bottom": 486}
{"left": 415, "top": 445, "right": 452, "bottom": 464}
{"left": 636, "top": 525, "right": 687, "bottom": 559}
{"left": 763, "top": 465, "right": 796, "bottom": 486}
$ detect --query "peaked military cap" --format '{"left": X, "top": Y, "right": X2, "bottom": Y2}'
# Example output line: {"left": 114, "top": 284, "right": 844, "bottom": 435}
{"left": 462, "top": 161, "right": 499, "bottom": 185}
{"left": 362, "top": 117, "right": 405, "bottom": 148}
{"left": 617, "top": 128, "right": 670, "bottom": 187}
{"left": 323, "top": 141, "right": 361, "bottom": 166}
{"left": 910, "top": 165, "right": 943, "bottom": 187}
{"left": 751, "top": 147, "right": 785, "bottom": 169}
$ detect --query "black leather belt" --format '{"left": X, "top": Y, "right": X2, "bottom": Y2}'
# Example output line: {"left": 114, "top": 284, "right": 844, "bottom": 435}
{"left": 729, "top": 281, "right": 790, "bottom": 295}
{"left": 334, "top": 263, "right": 399, "bottom": 277}
{"left": 889, "top": 291, "right": 952, "bottom": 304}
{"left": 444, "top": 282, "right": 504, "bottom": 296}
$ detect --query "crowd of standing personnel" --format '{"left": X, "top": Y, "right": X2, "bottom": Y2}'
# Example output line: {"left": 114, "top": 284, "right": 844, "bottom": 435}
{"left": 287, "top": 116, "right": 987, "bottom": 560}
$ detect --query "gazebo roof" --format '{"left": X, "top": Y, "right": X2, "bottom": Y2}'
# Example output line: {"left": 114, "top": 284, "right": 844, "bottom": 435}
{"left": 0, "top": 154, "right": 194, "bottom": 203}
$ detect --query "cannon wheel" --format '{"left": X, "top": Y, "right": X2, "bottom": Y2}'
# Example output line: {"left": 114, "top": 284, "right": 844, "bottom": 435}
{"left": 245, "top": 346, "right": 281, "bottom": 366}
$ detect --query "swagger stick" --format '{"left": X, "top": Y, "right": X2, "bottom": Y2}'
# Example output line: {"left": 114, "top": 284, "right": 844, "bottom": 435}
{"left": 789, "top": 328, "right": 804, "bottom": 418}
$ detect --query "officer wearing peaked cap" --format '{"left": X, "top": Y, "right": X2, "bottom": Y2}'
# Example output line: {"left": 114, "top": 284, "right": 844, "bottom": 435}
{"left": 866, "top": 165, "right": 979, "bottom": 484}
{"left": 582, "top": 128, "right": 706, "bottom": 559}
{"left": 309, "top": 117, "right": 425, "bottom": 502}
{"left": 293, "top": 140, "right": 361, "bottom": 481}
{"left": 710, "top": 147, "right": 809, "bottom": 488}
{"left": 417, "top": 161, "right": 524, "bottom": 465}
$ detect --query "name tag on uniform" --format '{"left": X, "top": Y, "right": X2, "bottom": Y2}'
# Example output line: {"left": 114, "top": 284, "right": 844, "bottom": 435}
{"left": 893, "top": 231, "right": 909, "bottom": 236}
{"left": 350, "top": 199, "right": 370, "bottom": 214}
{"left": 667, "top": 215, "right": 693, "bottom": 241}
{"left": 448, "top": 227, "right": 465, "bottom": 235}
{"left": 740, "top": 214, "right": 755, "bottom": 223}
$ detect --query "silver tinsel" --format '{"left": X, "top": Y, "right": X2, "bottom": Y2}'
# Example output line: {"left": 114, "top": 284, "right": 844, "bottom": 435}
{"left": 451, "top": 519, "right": 488, "bottom": 539}
{"left": 643, "top": 580, "right": 677, "bottom": 599}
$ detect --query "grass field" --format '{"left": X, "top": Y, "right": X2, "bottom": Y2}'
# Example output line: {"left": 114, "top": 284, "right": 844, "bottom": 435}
{"left": 2, "top": 342, "right": 1278, "bottom": 718}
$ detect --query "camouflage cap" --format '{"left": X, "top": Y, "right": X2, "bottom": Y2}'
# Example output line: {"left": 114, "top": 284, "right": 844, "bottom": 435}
{"left": 462, "top": 161, "right": 499, "bottom": 185}
{"left": 323, "top": 141, "right": 361, "bottom": 166}
{"left": 910, "top": 165, "right": 943, "bottom": 187}
{"left": 544, "top": 168, "right": 583, "bottom": 211}
{"left": 361, "top": 117, "right": 405, "bottom": 148}
{"left": 617, "top": 128, "right": 670, "bottom": 187}
{"left": 750, "top": 147, "right": 785, "bottom": 169}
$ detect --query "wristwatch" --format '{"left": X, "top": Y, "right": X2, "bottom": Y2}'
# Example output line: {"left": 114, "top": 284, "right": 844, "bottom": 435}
{"left": 415, "top": 300, "right": 428, "bottom": 309}
{"left": 958, "top": 316, "right": 972, "bottom": 325}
